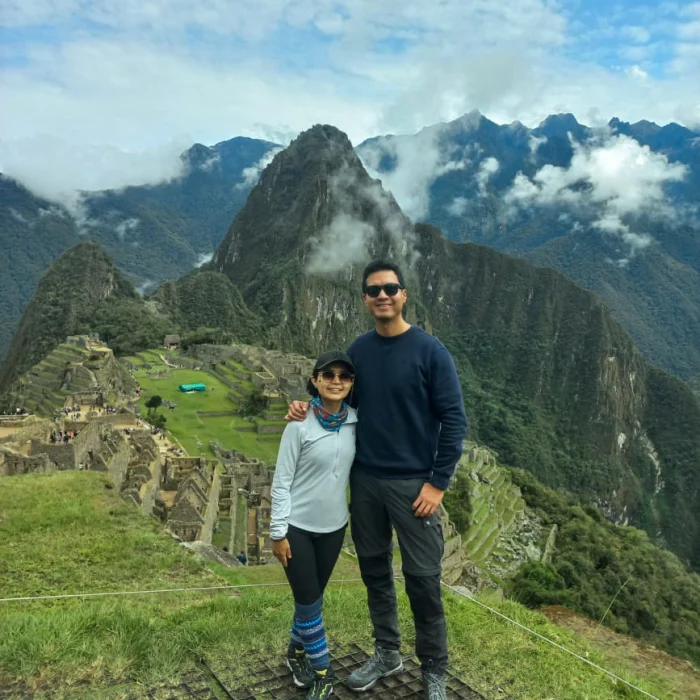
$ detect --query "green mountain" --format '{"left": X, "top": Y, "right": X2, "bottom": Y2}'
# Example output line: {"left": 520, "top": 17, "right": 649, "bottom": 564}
{"left": 0, "top": 242, "right": 169, "bottom": 394}
{"left": 0, "top": 175, "right": 82, "bottom": 365}
{"left": 357, "top": 113, "right": 700, "bottom": 382}
{"left": 4, "top": 115, "right": 698, "bottom": 389}
{"left": 209, "top": 124, "right": 700, "bottom": 570}
{"left": 212, "top": 125, "right": 416, "bottom": 354}
{"left": 154, "top": 270, "right": 262, "bottom": 343}
{"left": 0, "top": 137, "right": 277, "bottom": 363}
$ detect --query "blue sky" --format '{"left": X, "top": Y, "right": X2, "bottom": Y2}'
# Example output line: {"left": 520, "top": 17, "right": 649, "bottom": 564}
{"left": 0, "top": 0, "right": 698, "bottom": 197}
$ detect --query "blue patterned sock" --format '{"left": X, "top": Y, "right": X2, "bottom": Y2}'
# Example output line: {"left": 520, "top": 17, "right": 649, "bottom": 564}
{"left": 288, "top": 618, "right": 304, "bottom": 654}
{"left": 295, "top": 597, "right": 329, "bottom": 670}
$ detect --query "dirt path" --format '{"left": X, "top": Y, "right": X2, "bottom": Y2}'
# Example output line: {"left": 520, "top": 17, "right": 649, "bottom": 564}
{"left": 541, "top": 606, "right": 700, "bottom": 698}
{"left": 159, "top": 353, "right": 178, "bottom": 368}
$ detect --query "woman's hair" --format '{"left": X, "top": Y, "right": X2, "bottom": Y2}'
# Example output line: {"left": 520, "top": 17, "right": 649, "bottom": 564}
{"left": 306, "top": 376, "right": 319, "bottom": 398}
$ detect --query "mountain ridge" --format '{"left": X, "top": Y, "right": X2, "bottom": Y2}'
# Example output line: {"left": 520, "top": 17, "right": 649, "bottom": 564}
{"left": 208, "top": 123, "right": 700, "bottom": 570}
{"left": 1, "top": 111, "right": 699, "bottom": 382}
{"left": 2, "top": 122, "right": 699, "bottom": 573}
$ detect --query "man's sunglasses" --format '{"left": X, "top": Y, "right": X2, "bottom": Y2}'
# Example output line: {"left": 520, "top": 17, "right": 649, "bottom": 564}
{"left": 364, "top": 284, "right": 404, "bottom": 298}
{"left": 318, "top": 370, "right": 354, "bottom": 383}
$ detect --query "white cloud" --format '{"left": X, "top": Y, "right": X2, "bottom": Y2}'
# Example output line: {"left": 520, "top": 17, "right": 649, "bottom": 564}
{"left": 447, "top": 197, "right": 468, "bottom": 217}
{"left": 0, "top": 134, "right": 188, "bottom": 213}
{"left": 1, "top": 0, "right": 699, "bottom": 204}
{"left": 505, "top": 134, "right": 687, "bottom": 253}
{"left": 358, "top": 126, "right": 467, "bottom": 221}
{"left": 236, "top": 146, "right": 284, "bottom": 190}
{"left": 115, "top": 217, "right": 140, "bottom": 241}
{"left": 196, "top": 252, "right": 214, "bottom": 266}
{"left": 529, "top": 134, "right": 547, "bottom": 158}
{"left": 507, "top": 134, "right": 686, "bottom": 214}
{"left": 0, "top": 37, "right": 377, "bottom": 200}
{"left": 476, "top": 157, "right": 499, "bottom": 196}
{"left": 198, "top": 153, "right": 221, "bottom": 171}
{"left": 135, "top": 279, "right": 155, "bottom": 296}
{"left": 625, "top": 65, "right": 649, "bottom": 82}
{"left": 8, "top": 208, "right": 29, "bottom": 224}
{"left": 306, "top": 213, "right": 376, "bottom": 274}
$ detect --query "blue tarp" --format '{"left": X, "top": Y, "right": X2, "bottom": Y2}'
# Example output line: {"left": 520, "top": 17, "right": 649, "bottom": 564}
{"left": 178, "top": 383, "right": 206, "bottom": 392}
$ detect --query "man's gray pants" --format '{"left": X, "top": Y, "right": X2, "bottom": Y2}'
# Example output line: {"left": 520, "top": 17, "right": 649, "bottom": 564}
{"left": 350, "top": 470, "right": 448, "bottom": 673}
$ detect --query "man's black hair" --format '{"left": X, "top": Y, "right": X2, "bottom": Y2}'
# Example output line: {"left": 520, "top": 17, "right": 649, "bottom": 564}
{"left": 361, "top": 260, "right": 406, "bottom": 292}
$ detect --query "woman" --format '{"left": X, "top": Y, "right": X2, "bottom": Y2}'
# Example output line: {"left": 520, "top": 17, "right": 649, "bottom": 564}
{"left": 270, "top": 350, "right": 357, "bottom": 700}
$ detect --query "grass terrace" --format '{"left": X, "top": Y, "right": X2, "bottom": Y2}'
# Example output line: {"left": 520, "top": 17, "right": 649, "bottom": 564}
{"left": 123, "top": 351, "right": 284, "bottom": 462}
{"left": 0, "top": 471, "right": 694, "bottom": 699}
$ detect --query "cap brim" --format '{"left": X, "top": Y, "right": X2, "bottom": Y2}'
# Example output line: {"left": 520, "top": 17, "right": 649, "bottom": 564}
{"left": 316, "top": 359, "right": 355, "bottom": 373}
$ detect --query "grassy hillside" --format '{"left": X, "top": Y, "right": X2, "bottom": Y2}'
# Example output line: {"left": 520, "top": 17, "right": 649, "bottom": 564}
{"left": 124, "top": 350, "right": 284, "bottom": 462}
{"left": 0, "top": 471, "right": 695, "bottom": 699}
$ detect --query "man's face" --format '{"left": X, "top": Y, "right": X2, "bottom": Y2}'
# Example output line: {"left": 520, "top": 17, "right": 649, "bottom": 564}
{"left": 363, "top": 270, "right": 407, "bottom": 322}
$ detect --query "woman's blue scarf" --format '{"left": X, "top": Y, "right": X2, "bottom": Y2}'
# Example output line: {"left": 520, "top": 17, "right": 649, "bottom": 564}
{"left": 311, "top": 396, "right": 349, "bottom": 432}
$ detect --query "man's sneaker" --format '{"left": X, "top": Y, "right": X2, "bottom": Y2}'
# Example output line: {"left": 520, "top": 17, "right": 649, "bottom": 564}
{"left": 306, "top": 667, "right": 335, "bottom": 700}
{"left": 345, "top": 646, "right": 403, "bottom": 692}
{"left": 422, "top": 670, "right": 447, "bottom": 700}
{"left": 286, "top": 649, "right": 314, "bottom": 688}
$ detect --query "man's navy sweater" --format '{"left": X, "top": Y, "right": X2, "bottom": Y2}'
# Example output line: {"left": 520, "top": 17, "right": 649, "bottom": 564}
{"left": 347, "top": 326, "right": 468, "bottom": 490}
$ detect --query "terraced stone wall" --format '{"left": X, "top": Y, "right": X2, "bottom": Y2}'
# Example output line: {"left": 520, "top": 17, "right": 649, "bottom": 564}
{"left": 0, "top": 448, "right": 52, "bottom": 476}
{"left": 460, "top": 447, "right": 544, "bottom": 585}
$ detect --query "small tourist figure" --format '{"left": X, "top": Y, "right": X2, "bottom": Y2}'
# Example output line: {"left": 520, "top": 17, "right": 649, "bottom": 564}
{"left": 271, "top": 351, "right": 357, "bottom": 700}
{"left": 236, "top": 551, "right": 247, "bottom": 565}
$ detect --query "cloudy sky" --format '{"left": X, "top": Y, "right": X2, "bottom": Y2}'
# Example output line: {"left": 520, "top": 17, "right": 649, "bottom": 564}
{"left": 1, "top": 0, "right": 699, "bottom": 195}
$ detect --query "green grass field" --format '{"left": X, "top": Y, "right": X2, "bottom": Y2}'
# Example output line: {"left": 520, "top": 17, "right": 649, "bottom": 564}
{"left": 1, "top": 472, "right": 695, "bottom": 699}
{"left": 123, "top": 352, "right": 283, "bottom": 463}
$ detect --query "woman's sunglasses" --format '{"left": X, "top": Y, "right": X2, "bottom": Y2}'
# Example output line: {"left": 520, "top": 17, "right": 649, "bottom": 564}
{"left": 364, "top": 283, "right": 404, "bottom": 298}
{"left": 318, "top": 370, "right": 354, "bottom": 383}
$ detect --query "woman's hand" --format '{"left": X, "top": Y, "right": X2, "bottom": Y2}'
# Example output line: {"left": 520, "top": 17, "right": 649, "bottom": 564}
{"left": 285, "top": 400, "right": 309, "bottom": 421}
{"left": 272, "top": 538, "right": 292, "bottom": 567}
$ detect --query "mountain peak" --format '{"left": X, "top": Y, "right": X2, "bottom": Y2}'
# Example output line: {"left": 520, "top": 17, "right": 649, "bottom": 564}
{"left": 456, "top": 110, "right": 484, "bottom": 129}
{"left": 213, "top": 124, "right": 411, "bottom": 288}
{"left": 535, "top": 113, "right": 589, "bottom": 141}
{"left": 0, "top": 242, "right": 137, "bottom": 392}
{"left": 212, "top": 124, "right": 413, "bottom": 349}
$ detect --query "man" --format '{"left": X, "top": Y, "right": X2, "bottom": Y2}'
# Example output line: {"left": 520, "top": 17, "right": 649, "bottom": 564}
{"left": 288, "top": 260, "right": 467, "bottom": 700}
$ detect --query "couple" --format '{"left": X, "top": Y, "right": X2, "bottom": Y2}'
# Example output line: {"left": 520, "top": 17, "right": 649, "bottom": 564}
{"left": 270, "top": 260, "right": 468, "bottom": 700}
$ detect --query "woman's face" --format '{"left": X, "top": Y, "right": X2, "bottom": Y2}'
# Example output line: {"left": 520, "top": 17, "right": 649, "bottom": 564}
{"left": 311, "top": 362, "right": 354, "bottom": 404}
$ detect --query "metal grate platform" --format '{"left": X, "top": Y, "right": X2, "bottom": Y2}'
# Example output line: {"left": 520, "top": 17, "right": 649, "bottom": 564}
{"left": 0, "top": 645, "right": 484, "bottom": 699}
{"left": 210, "top": 643, "right": 484, "bottom": 700}
{"left": 122, "top": 670, "right": 220, "bottom": 700}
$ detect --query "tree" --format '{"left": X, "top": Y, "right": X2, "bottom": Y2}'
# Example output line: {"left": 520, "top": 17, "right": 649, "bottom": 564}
{"left": 239, "top": 387, "right": 269, "bottom": 417}
{"left": 151, "top": 413, "right": 167, "bottom": 430}
{"left": 146, "top": 395, "right": 163, "bottom": 412}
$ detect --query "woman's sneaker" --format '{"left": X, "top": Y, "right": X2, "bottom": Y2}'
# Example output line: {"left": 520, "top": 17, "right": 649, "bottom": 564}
{"left": 345, "top": 646, "right": 403, "bottom": 692}
{"left": 287, "top": 649, "right": 314, "bottom": 688}
{"left": 306, "top": 667, "right": 335, "bottom": 700}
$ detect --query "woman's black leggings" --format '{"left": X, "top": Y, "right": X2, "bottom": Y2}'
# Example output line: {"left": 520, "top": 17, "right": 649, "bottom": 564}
{"left": 283, "top": 524, "right": 346, "bottom": 605}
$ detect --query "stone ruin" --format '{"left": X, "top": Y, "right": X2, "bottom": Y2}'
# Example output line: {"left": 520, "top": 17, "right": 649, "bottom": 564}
{"left": 188, "top": 342, "right": 315, "bottom": 404}
{"left": 161, "top": 456, "right": 221, "bottom": 543}
{"left": 211, "top": 441, "right": 274, "bottom": 564}
{"left": 4, "top": 335, "right": 137, "bottom": 420}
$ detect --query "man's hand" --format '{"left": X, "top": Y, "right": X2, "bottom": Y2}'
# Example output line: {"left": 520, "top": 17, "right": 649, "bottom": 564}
{"left": 285, "top": 400, "right": 310, "bottom": 422}
{"left": 412, "top": 483, "right": 444, "bottom": 518}
{"left": 272, "top": 538, "right": 292, "bottom": 567}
